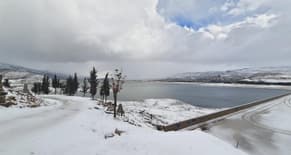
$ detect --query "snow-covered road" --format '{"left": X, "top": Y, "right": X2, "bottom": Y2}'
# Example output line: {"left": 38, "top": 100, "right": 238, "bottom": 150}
{"left": 0, "top": 96, "right": 84, "bottom": 145}
{"left": 207, "top": 95, "right": 291, "bottom": 155}
{"left": 0, "top": 95, "right": 248, "bottom": 155}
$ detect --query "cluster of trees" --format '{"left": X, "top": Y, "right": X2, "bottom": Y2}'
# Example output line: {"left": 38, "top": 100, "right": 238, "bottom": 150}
{"left": 64, "top": 73, "right": 79, "bottom": 96}
{"left": 30, "top": 67, "right": 126, "bottom": 118}
{"left": 52, "top": 75, "right": 60, "bottom": 94}
{"left": 78, "top": 67, "right": 113, "bottom": 102}
{"left": 67, "top": 67, "right": 125, "bottom": 118}
{"left": 32, "top": 75, "right": 51, "bottom": 94}
{"left": 100, "top": 73, "right": 110, "bottom": 104}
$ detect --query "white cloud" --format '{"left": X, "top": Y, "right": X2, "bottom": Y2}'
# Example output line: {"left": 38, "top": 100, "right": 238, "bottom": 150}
{"left": 0, "top": 0, "right": 290, "bottom": 78}
{"left": 197, "top": 13, "right": 278, "bottom": 40}
{"left": 227, "top": 0, "right": 271, "bottom": 16}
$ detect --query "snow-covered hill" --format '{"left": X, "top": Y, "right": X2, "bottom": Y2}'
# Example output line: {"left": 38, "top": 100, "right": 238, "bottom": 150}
{"left": 0, "top": 62, "right": 68, "bottom": 77}
{"left": 165, "top": 67, "right": 291, "bottom": 85}
{"left": 0, "top": 62, "right": 68, "bottom": 86}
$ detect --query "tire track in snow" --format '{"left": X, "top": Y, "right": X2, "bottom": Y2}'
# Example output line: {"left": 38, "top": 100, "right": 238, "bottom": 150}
{"left": 241, "top": 97, "right": 291, "bottom": 135}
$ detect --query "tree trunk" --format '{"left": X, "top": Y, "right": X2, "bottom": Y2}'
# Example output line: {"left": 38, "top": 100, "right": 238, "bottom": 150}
{"left": 113, "top": 93, "right": 117, "bottom": 118}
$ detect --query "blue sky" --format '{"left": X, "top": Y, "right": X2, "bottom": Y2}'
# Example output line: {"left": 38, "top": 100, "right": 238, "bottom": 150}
{"left": 157, "top": 0, "right": 271, "bottom": 30}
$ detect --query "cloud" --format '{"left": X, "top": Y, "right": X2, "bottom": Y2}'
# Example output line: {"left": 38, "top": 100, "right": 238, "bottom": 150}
{"left": 0, "top": 0, "right": 290, "bottom": 78}
{"left": 226, "top": 0, "right": 271, "bottom": 16}
{"left": 198, "top": 13, "right": 278, "bottom": 40}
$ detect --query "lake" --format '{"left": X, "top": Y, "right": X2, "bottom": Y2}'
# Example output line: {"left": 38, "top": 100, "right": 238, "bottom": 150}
{"left": 108, "top": 81, "right": 289, "bottom": 108}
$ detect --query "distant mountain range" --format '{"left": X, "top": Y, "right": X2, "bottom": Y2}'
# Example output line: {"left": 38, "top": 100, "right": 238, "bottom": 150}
{"left": 162, "top": 67, "right": 291, "bottom": 85}
{"left": 0, "top": 62, "right": 110, "bottom": 81}
{"left": 1, "top": 62, "right": 291, "bottom": 85}
{"left": 0, "top": 62, "right": 67, "bottom": 80}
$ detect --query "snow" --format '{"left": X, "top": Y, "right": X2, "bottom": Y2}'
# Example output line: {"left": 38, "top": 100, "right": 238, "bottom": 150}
{"left": 0, "top": 98, "right": 61, "bottom": 123}
{"left": 0, "top": 95, "right": 248, "bottom": 155}
{"left": 114, "top": 98, "right": 220, "bottom": 127}
{"left": 257, "top": 96, "right": 291, "bottom": 131}
{"left": 153, "top": 81, "right": 291, "bottom": 90}
{"left": 2, "top": 63, "right": 290, "bottom": 155}
{"left": 207, "top": 95, "right": 291, "bottom": 155}
{"left": 243, "top": 77, "right": 291, "bottom": 83}
{"left": 169, "top": 66, "right": 291, "bottom": 84}
{"left": 2, "top": 86, "right": 43, "bottom": 108}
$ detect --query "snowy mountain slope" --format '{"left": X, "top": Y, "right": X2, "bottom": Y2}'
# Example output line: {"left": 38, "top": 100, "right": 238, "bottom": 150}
{"left": 165, "top": 67, "right": 291, "bottom": 85}
{"left": 0, "top": 62, "right": 70, "bottom": 87}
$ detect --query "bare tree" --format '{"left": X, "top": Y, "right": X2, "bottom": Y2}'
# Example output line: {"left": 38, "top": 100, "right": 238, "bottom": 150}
{"left": 111, "top": 69, "right": 126, "bottom": 118}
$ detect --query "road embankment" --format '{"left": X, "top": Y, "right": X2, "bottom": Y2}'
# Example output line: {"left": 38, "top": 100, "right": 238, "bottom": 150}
{"left": 157, "top": 93, "right": 291, "bottom": 131}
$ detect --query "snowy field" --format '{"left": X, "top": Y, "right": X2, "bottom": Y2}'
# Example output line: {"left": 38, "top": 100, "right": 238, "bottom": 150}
{"left": 0, "top": 95, "right": 247, "bottom": 155}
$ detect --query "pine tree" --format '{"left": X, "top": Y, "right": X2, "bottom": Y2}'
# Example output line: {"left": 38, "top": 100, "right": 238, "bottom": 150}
{"left": 3, "top": 79, "right": 10, "bottom": 88}
{"left": 89, "top": 67, "right": 98, "bottom": 99}
{"left": 41, "top": 75, "right": 46, "bottom": 93}
{"left": 73, "top": 73, "right": 79, "bottom": 94}
{"left": 42, "top": 75, "right": 50, "bottom": 94}
{"left": 81, "top": 78, "right": 89, "bottom": 96}
{"left": 32, "top": 82, "right": 41, "bottom": 94}
{"left": 100, "top": 73, "right": 110, "bottom": 103}
{"left": 65, "top": 76, "right": 74, "bottom": 96}
{"left": 52, "top": 74, "right": 59, "bottom": 94}
{"left": 57, "top": 79, "right": 60, "bottom": 87}
{"left": 59, "top": 82, "right": 66, "bottom": 94}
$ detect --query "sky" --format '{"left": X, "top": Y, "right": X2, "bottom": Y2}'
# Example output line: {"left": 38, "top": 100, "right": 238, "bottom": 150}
{"left": 0, "top": 0, "right": 290, "bottom": 79}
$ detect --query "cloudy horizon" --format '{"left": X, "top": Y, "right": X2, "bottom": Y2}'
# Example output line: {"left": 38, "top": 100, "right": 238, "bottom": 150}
{"left": 0, "top": 0, "right": 290, "bottom": 79}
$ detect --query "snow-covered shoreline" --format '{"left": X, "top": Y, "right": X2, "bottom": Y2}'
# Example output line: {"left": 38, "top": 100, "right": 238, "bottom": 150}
{"left": 149, "top": 80, "right": 291, "bottom": 90}
{"left": 97, "top": 98, "right": 222, "bottom": 128}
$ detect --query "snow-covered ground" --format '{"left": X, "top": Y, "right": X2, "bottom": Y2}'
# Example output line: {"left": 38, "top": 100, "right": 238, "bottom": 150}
{"left": 2, "top": 86, "right": 43, "bottom": 108}
{"left": 1, "top": 64, "right": 290, "bottom": 155}
{"left": 207, "top": 95, "right": 291, "bottom": 155}
{"left": 111, "top": 99, "right": 220, "bottom": 127}
{"left": 0, "top": 95, "right": 247, "bottom": 155}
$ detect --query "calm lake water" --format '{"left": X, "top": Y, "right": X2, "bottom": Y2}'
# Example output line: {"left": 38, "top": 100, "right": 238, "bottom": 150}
{"left": 108, "top": 81, "right": 289, "bottom": 108}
